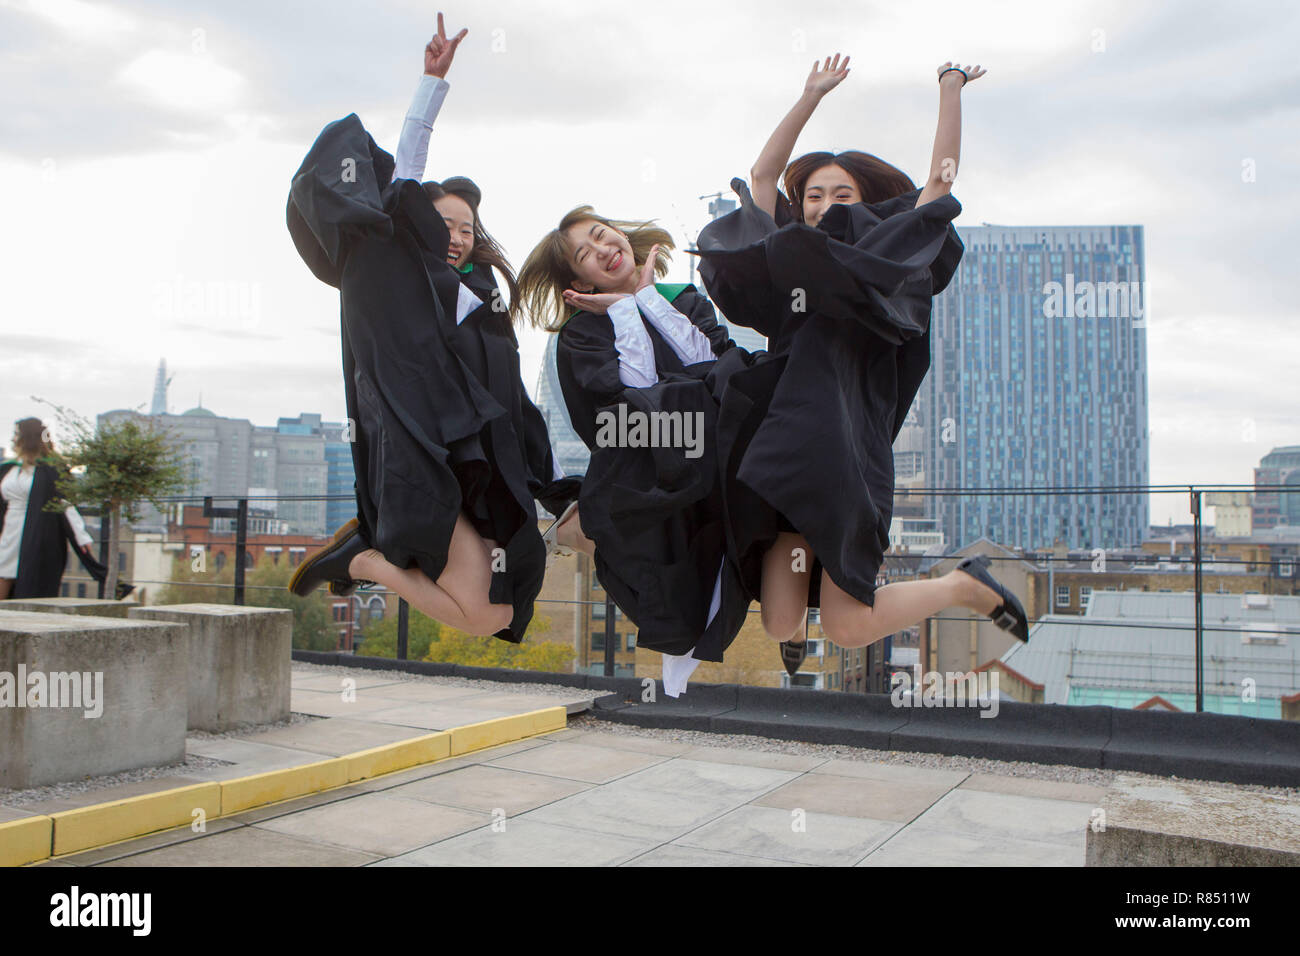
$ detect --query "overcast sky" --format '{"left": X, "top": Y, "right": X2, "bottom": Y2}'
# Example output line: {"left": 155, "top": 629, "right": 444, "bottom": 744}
{"left": 1, "top": 0, "right": 1296, "bottom": 528}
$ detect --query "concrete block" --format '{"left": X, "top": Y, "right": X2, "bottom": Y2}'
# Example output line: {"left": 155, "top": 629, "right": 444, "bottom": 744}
{"left": 1, "top": 598, "right": 130, "bottom": 618}
{"left": 1085, "top": 774, "right": 1300, "bottom": 866}
{"left": 129, "top": 603, "right": 291, "bottom": 732}
{"left": 0, "top": 610, "right": 188, "bottom": 789}
{"left": 346, "top": 732, "right": 451, "bottom": 782}
{"left": 219, "top": 757, "right": 350, "bottom": 815}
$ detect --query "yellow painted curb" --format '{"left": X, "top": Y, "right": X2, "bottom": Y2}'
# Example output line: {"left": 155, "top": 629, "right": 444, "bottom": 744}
{"left": 524, "top": 706, "right": 568, "bottom": 736}
{"left": 50, "top": 783, "right": 221, "bottom": 857}
{"left": 4, "top": 702, "right": 571, "bottom": 865}
{"left": 0, "top": 816, "right": 53, "bottom": 867}
{"left": 220, "top": 757, "right": 350, "bottom": 816}
{"left": 347, "top": 732, "right": 451, "bottom": 783}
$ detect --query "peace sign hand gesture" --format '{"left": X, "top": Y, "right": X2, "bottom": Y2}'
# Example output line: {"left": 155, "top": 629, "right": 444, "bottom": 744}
{"left": 424, "top": 12, "right": 468, "bottom": 78}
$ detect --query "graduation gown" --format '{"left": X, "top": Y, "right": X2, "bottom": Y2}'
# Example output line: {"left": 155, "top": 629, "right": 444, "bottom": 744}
{"left": 286, "top": 113, "right": 568, "bottom": 643}
{"left": 555, "top": 284, "right": 755, "bottom": 661}
{"left": 0, "top": 459, "right": 107, "bottom": 598}
{"left": 696, "top": 179, "right": 964, "bottom": 608}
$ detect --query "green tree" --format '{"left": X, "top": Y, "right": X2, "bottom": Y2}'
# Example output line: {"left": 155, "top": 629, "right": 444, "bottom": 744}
{"left": 35, "top": 401, "right": 186, "bottom": 600}
{"left": 156, "top": 551, "right": 236, "bottom": 605}
{"left": 245, "top": 553, "right": 336, "bottom": 651}
{"left": 422, "top": 613, "right": 574, "bottom": 672}
{"left": 356, "top": 606, "right": 442, "bottom": 660}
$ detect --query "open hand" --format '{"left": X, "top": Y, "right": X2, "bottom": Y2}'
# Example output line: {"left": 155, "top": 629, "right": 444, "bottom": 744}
{"left": 634, "top": 244, "right": 660, "bottom": 293}
{"left": 805, "top": 54, "right": 850, "bottom": 97}
{"left": 424, "top": 12, "right": 467, "bottom": 78}
{"left": 562, "top": 289, "right": 632, "bottom": 315}
{"left": 937, "top": 62, "right": 986, "bottom": 87}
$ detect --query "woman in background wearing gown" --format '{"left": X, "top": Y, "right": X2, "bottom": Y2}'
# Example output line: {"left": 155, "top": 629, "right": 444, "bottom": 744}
{"left": 287, "top": 15, "right": 575, "bottom": 643}
{"left": 696, "top": 56, "right": 1030, "bottom": 674}
{"left": 517, "top": 213, "right": 755, "bottom": 693}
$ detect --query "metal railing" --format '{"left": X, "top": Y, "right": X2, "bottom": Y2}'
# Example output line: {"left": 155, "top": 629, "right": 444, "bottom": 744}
{"left": 60, "top": 483, "right": 1300, "bottom": 714}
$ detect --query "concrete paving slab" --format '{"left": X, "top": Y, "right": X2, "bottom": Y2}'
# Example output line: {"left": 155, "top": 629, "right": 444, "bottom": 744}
{"left": 222, "top": 785, "right": 374, "bottom": 825}
{"left": 236, "top": 717, "right": 430, "bottom": 757}
{"left": 612, "top": 758, "right": 799, "bottom": 803}
{"left": 537, "top": 729, "right": 588, "bottom": 742}
{"left": 253, "top": 792, "right": 488, "bottom": 857}
{"left": 289, "top": 690, "right": 415, "bottom": 719}
{"left": 461, "top": 692, "right": 596, "bottom": 715}
{"left": 486, "top": 741, "right": 671, "bottom": 784}
{"left": 558, "top": 730, "right": 696, "bottom": 756}
{"left": 349, "top": 739, "right": 550, "bottom": 791}
{"left": 754, "top": 772, "right": 953, "bottom": 823}
{"left": 351, "top": 682, "right": 500, "bottom": 703}
{"left": 624, "top": 844, "right": 808, "bottom": 866}
{"left": 678, "top": 744, "right": 827, "bottom": 773}
{"left": 388, "top": 765, "right": 592, "bottom": 816}
{"left": 913, "top": 788, "right": 1097, "bottom": 846}
{"left": 53, "top": 818, "right": 246, "bottom": 866}
{"left": 0, "top": 806, "right": 40, "bottom": 822}
{"left": 859, "top": 826, "right": 1084, "bottom": 866}
{"left": 291, "top": 673, "right": 407, "bottom": 692}
{"left": 375, "top": 819, "right": 654, "bottom": 866}
{"left": 521, "top": 783, "right": 738, "bottom": 843}
{"left": 183, "top": 738, "right": 333, "bottom": 776}
{"left": 675, "top": 805, "right": 900, "bottom": 866}
{"left": 96, "top": 826, "right": 382, "bottom": 867}
{"left": 355, "top": 702, "right": 523, "bottom": 730}
{"left": 810, "top": 758, "right": 970, "bottom": 789}
{"left": 959, "top": 772, "right": 1109, "bottom": 805}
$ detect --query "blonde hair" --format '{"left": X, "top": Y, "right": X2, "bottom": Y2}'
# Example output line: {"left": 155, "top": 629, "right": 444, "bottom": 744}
{"left": 518, "top": 206, "right": 674, "bottom": 332}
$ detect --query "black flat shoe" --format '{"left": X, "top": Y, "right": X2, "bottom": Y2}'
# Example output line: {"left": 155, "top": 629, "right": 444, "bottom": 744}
{"left": 289, "top": 518, "right": 373, "bottom": 597}
{"left": 779, "top": 639, "right": 807, "bottom": 677}
{"left": 953, "top": 553, "right": 1030, "bottom": 642}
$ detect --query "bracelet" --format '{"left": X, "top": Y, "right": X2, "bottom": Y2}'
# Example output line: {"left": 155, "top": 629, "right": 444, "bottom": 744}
{"left": 938, "top": 66, "right": 968, "bottom": 85}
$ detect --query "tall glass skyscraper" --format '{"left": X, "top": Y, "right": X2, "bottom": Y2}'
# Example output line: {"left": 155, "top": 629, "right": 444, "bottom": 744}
{"left": 922, "top": 224, "right": 1150, "bottom": 551}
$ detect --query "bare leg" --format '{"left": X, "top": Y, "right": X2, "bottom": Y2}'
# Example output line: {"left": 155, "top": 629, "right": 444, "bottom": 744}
{"left": 759, "top": 532, "right": 812, "bottom": 642}
{"left": 347, "top": 513, "right": 512, "bottom": 636}
{"left": 555, "top": 503, "right": 597, "bottom": 559}
{"left": 0, "top": 578, "right": 12, "bottom": 600}
{"left": 819, "top": 567, "right": 1003, "bottom": 649}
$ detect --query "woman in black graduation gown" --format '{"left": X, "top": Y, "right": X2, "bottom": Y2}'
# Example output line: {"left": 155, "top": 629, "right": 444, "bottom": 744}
{"left": 0, "top": 418, "right": 117, "bottom": 600}
{"left": 695, "top": 56, "right": 1030, "bottom": 667}
{"left": 287, "top": 18, "right": 575, "bottom": 643}
{"left": 517, "top": 212, "right": 755, "bottom": 681}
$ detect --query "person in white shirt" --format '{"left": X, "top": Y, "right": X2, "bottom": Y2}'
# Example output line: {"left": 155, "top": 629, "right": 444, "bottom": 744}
{"left": 0, "top": 418, "right": 97, "bottom": 599}
{"left": 518, "top": 211, "right": 758, "bottom": 695}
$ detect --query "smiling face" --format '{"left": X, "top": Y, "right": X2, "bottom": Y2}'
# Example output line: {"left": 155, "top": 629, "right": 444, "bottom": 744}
{"left": 801, "top": 162, "right": 862, "bottom": 226}
{"left": 434, "top": 194, "right": 475, "bottom": 268}
{"left": 562, "top": 219, "right": 638, "bottom": 293}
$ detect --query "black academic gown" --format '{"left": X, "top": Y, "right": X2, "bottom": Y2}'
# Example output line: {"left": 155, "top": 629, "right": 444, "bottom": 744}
{"left": 0, "top": 459, "right": 107, "bottom": 598}
{"left": 695, "top": 180, "right": 964, "bottom": 609}
{"left": 286, "top": 113, "right": 569, "bottom": 643}
{"left": 555, "top": 284, "right": 754, "bottom": 661}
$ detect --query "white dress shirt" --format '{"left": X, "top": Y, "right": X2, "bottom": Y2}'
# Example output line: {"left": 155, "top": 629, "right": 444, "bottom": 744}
{"left": 605, "top": 286, "right": 718, "bottom": 388}
{"left": 393, "top": 75, "right": 481, "bottom": 326}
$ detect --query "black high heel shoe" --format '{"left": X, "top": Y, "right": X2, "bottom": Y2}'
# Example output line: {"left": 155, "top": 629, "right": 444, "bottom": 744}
{"left": 953, "top": 553, "right": 1030, "bottom": 642}
{"left": 289, "top": 518, "right": 374, "bottom": 598}
{"left": 779, "top": 639, "right": 807, "bottom": 677}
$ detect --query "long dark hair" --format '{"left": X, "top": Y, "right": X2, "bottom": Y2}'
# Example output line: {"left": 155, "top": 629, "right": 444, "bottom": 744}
{"left": 781, "top": 150, "right": 916, "bottom": 222}
{"left": 423, "top": 177, "right": 522, "bottom": 324}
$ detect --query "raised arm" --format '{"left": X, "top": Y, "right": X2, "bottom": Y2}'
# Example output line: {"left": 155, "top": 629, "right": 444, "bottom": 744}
{"left": 392, "top": 13, "right": 467, "bottom": 183}
{"left": 750, "top": 54, "right": 851, "bottom": 219}
{"left": 916, "top": 62, "right": 985, "bottom": 207}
